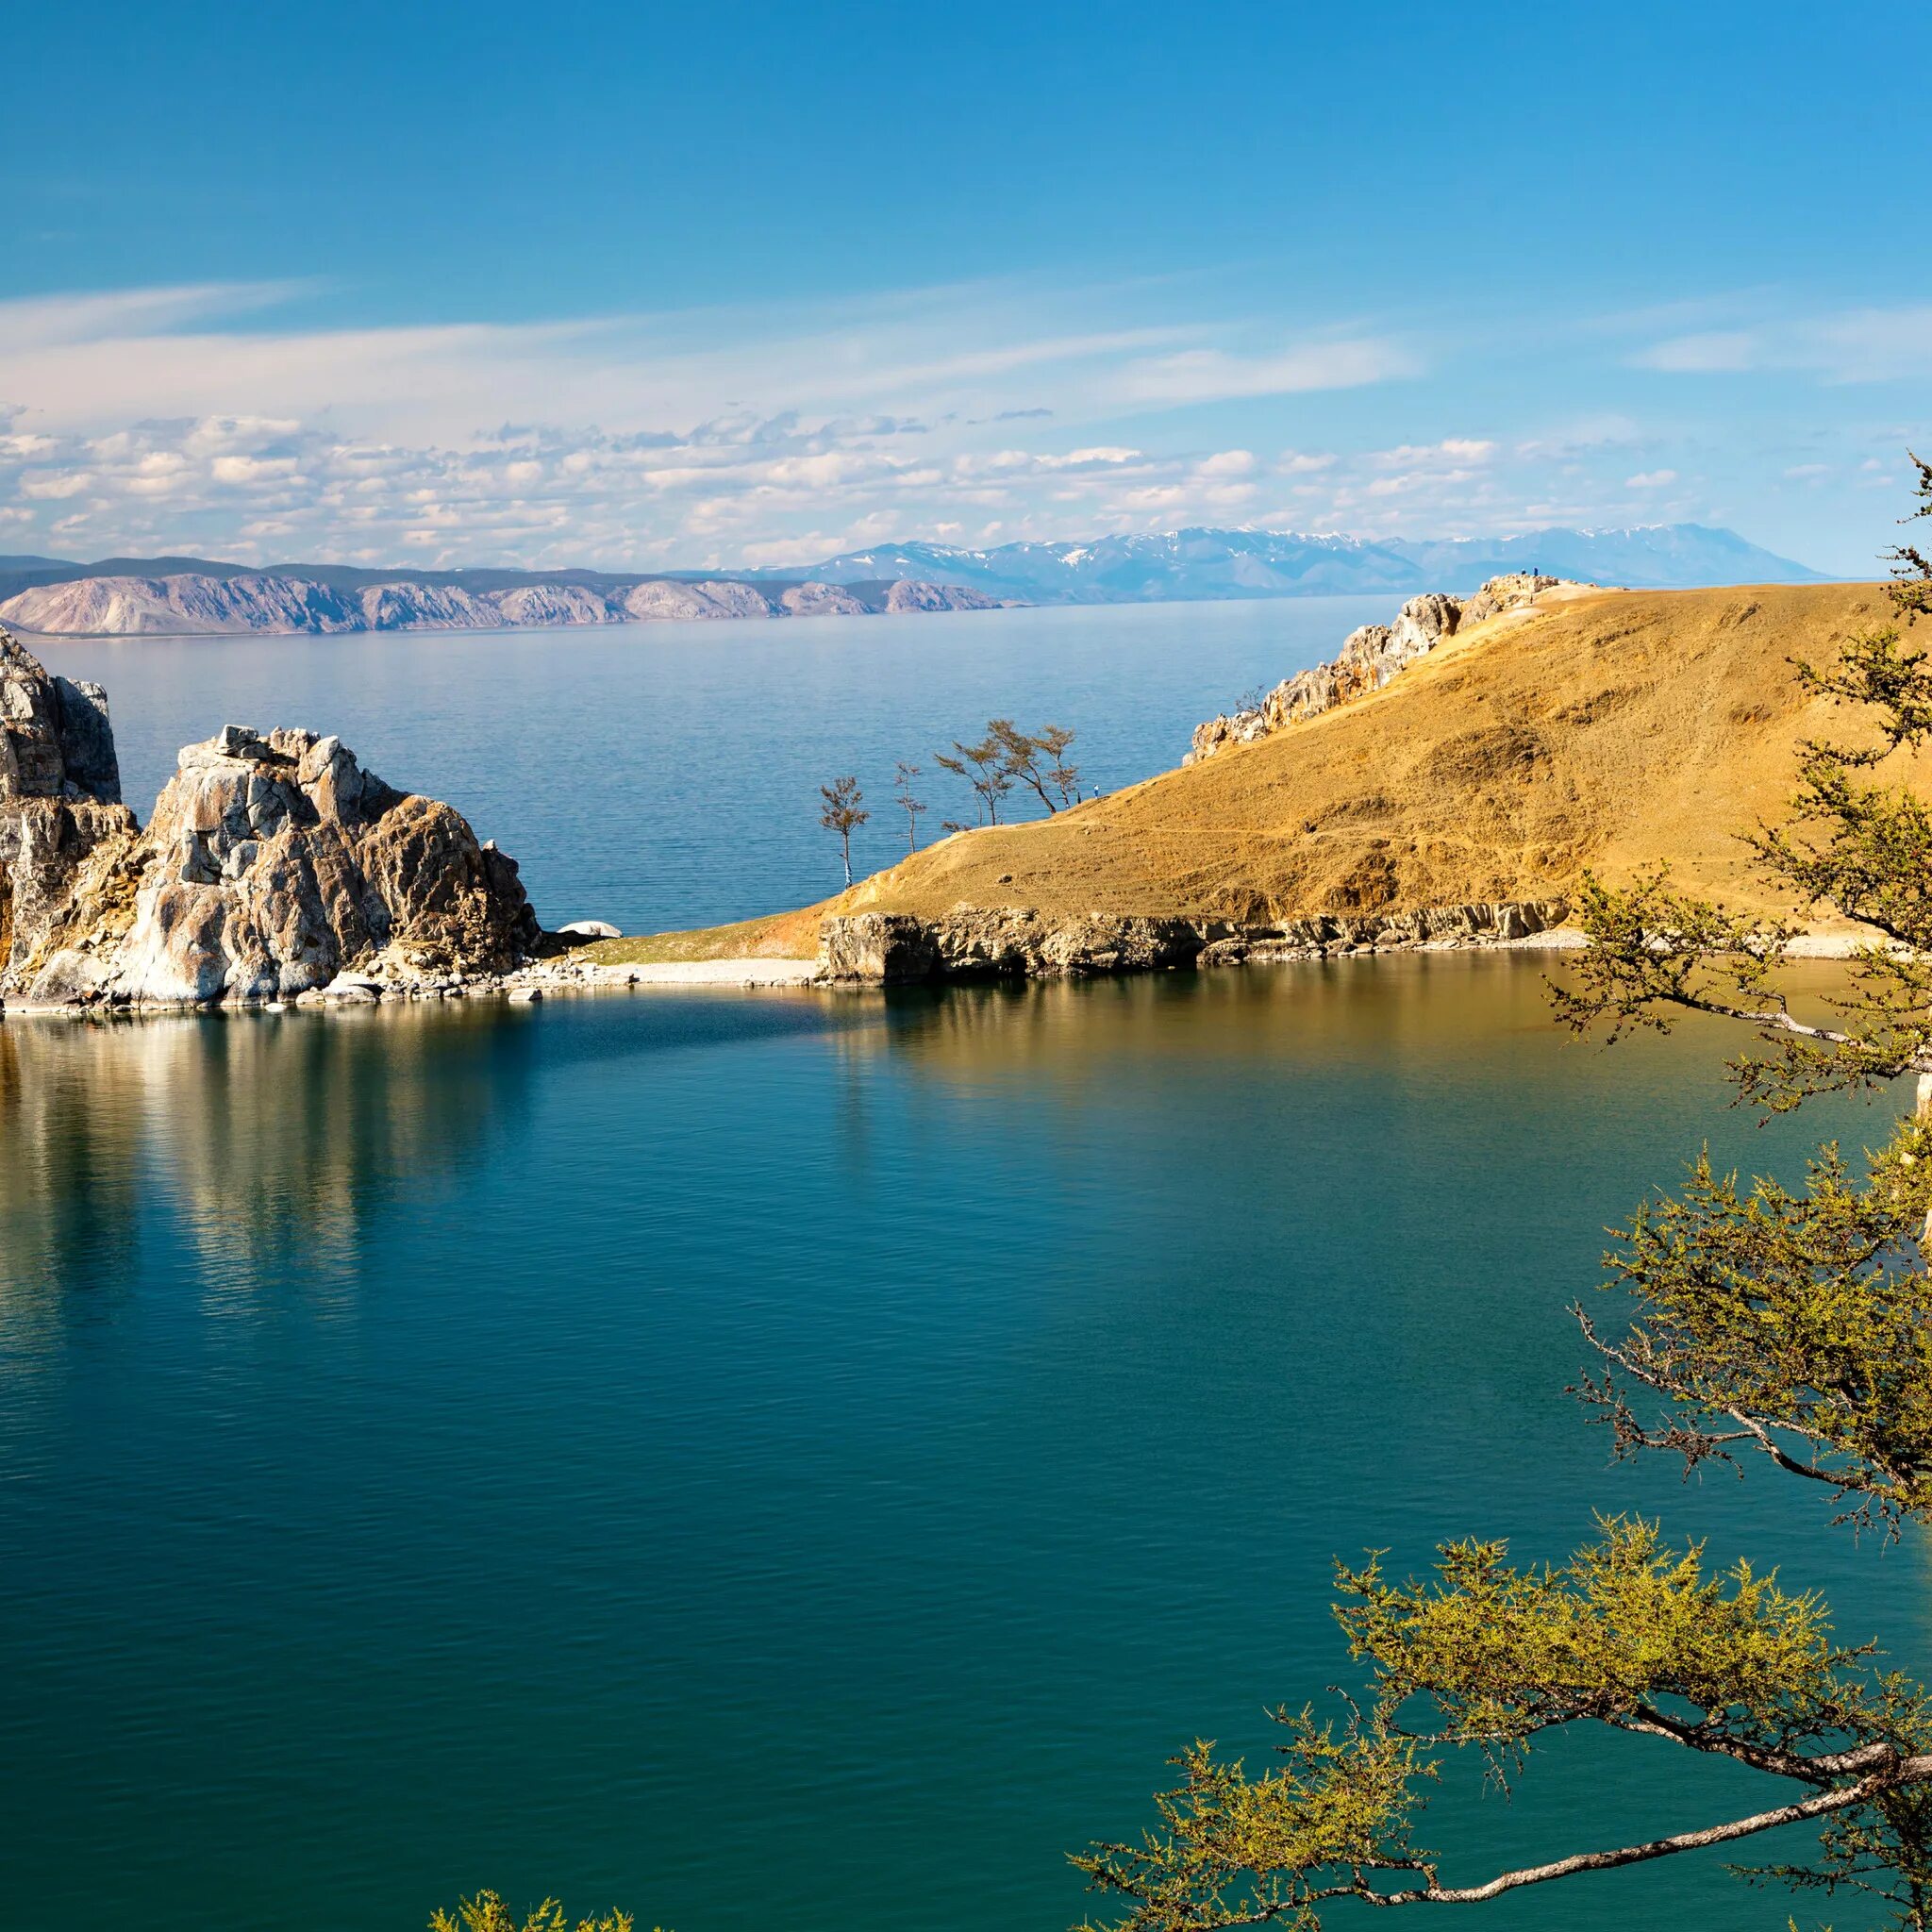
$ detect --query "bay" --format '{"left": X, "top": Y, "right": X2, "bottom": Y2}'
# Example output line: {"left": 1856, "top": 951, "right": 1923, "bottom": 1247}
{"left": 3, "top": 607, "right": 1924, "bottom": 1932}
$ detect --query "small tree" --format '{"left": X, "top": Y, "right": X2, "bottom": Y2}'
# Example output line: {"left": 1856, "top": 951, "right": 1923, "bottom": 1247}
{"left": 991, "top": 718, "right": 1060, "bottom": 814}
{"left": 1037, "top": 724, "right": 1082, "bottom": 807}
{"left": 893, "top": 759, "right": 928, "bottom": 852}
{"left": 818, "top": 774, "right": 868, "bottom": 887}
{"left": 935, "top": 733, "right": 1012, "bottom": 824}
{"left": 1078, "top": 461, "right": 1932, "bottom": 1930}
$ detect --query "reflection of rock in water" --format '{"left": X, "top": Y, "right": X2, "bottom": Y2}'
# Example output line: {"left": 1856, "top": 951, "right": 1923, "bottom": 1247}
{"left": 0, "top": 1021, "right": 146, "bottom": 1322}
{"left": 0, "top": 1003, "right": 541, "bottom": 1323}
{"left": 849, "top": 951, "right": 1566, "bottom": 1090}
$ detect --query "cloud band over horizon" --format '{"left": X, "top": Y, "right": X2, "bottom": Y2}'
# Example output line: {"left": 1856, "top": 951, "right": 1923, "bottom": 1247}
{"left": 0, "top": 278, "right": 1924, "bottom": 575}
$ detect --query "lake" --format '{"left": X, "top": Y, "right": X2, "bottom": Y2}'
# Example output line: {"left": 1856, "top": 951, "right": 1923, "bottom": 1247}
{"left": 4, "top": 606, "right": 1924, "bottom": 1932}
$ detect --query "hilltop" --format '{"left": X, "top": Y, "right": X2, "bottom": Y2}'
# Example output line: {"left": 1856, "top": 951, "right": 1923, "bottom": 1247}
{"left": 620, "top": 579, "right": 1910, "bottom": 971}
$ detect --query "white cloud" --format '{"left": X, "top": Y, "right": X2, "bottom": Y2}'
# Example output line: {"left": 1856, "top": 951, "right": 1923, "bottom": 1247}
{"left": 1371, "top": 438, "right": 1496, "bottom": 468}
{"left": 1195, "top": 448, "right": 1257, "bottom": 478}
{"left": 1624, "top": 468, "right": 1678, "bottom": 489}
{"left": 210, "top": 454, "right": 302, "bottom": 485}
{"left": 21, "top": 470, "right": 93, "bottom": 499}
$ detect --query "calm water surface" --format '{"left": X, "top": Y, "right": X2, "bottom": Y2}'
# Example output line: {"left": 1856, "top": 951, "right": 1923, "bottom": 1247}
{"left": 5, "top": 611, "right": 1925, "bottom": 1931}
{"left": 3, "top": 965, "right": 1924, "bottom": 1932}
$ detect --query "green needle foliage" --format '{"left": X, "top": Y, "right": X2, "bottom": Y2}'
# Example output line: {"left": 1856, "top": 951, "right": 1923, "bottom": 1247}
{"left": 428, "top": 1894, "right": 649, "bottom": 1932}
{"left": 1077, "top": 459, "right": 1932, "bottom": 1931}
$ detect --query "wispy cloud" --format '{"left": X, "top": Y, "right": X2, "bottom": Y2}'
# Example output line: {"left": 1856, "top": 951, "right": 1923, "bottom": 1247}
{"left": 1633, "top": 304, "right": 1932, "bottom": 383}
{"left": 1111, "top": 338, "right": 1417, "bottom": 405}
{"left": 0, "top": 280, "right": 311, "bottom": 353}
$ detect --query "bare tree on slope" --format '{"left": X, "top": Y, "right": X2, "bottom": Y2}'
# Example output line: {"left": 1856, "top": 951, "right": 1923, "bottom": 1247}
{"left": 818, "top": 775, "right": 868, "bottom": 888}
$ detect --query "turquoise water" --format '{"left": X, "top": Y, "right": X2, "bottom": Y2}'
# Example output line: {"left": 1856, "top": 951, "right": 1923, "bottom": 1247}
{"left": 6, "top": 608, "right": 1926, "bottom": 1929}
{"left": 3, "top": 961, "right": 1924, "bottom": 1931}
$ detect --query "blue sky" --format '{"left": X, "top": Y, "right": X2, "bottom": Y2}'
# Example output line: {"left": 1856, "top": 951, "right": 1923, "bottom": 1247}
{"left": 5, "top": 0, "right": 1927, "bottom": 575}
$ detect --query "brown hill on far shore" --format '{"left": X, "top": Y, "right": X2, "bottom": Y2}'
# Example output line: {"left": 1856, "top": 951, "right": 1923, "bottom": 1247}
{"left": 623, "top": 581, "right": 1910, "bottom": 960}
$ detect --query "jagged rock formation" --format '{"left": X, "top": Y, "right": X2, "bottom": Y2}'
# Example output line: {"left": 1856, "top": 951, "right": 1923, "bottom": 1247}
{"left": 1187, "top": 575, "right": 1580, "bottom": 764}
{"left": 0, "top": 571, "right": 1000, "bottom": 638}
{"left": 0, "top": 628, "right": 541, "bottom": 1008}
{"left": 1, "top": 629, "right": 138, "bottom": 978}
{"left": 818, "top": 899, "right": 1569, "bottom": 983}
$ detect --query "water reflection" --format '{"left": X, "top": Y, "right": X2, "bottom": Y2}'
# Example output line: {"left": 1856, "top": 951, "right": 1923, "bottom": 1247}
{"left": 0, "top": 1002, "right": 543, "bottom": 1328}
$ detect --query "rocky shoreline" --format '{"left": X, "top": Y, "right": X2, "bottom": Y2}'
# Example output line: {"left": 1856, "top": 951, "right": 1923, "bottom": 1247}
{"left": 3, "top": 618, "right": 1579, "bottom": 1019}
{"left": 814, "top": 900, "right": 1573, "bottom": 984}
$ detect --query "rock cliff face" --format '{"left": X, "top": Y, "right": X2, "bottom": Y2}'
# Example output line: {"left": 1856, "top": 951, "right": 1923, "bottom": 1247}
{"left": 0, "top": 571, "right": 1000, "bottom": 637}
{"left": 0, "top": 626, "right": 541, "bottom": 1008}
{"left": 1187, "top": 575, "right": 1580, "bottom": 764}
{"left": 1, "top": 630, "right": 138, "bottom": 979}
{"left": 818, "top": 899, "right": 1570, "bottom": 983}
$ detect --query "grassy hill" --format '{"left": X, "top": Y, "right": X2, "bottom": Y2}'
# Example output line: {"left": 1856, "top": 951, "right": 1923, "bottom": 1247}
{"left": 599, "top": 581, "right": 1911, "bottom": 962}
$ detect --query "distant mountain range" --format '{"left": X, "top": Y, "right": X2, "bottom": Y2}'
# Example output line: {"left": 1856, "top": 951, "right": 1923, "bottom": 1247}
{"left": 0, "top": 522, "right": 1826, "bottom": 637}
{"left": 0, "top": 560, "right": 998, "bottom": 637}
{"left": 741, "top": 523, "right": 1827, "bottom": 603}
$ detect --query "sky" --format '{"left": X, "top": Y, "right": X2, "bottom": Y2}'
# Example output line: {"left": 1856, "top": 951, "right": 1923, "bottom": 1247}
{"left": 4, "top": 0, "right": 1928, "bottom": 577}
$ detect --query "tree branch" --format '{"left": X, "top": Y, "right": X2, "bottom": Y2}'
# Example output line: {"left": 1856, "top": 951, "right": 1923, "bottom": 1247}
{"left": 1357, "top": 1755, "right": 1932, "bottom": 1907}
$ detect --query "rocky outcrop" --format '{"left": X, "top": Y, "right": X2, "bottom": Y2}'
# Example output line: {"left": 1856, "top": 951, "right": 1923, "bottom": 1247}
{"left": 0, "top": 570, "right": 1004, "bottom": 638}
{"left": 2, "top": 634, "right": 543, "bottom": 1008}
{"left": 1, "top": 629, "right": 139, "bottom": 978}
{"left": 817, "top": 898, "right": 1570, "bottom": 983}
{"left": 778, "top": 581, "right": 870, "bottom": 617}
{"left": 1187, "top": 575, "right": 1581, "bottom": 764}
{"left": 883, "top": 580, "right": 999, "bottom": 614}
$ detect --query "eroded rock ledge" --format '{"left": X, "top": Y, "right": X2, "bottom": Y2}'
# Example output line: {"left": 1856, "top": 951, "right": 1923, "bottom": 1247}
{"left": 1, "top": 626, "right": 541, "bottom": 1010}
{"left": 818, "top": 899, "right": 1571, "bottom": 984}
{"left": 1186, "top": 574, "right": 1586, "bottom": 766}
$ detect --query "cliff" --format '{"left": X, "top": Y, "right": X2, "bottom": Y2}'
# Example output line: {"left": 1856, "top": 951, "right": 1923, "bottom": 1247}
{"left": 1, "top": 631, "right": 137, "bottom": 978}
{"left": 0, "top": 570, "right": 1001, "bottom": 638}
{"left": 0, "top": 627, "right": 541, "bottom": 1008}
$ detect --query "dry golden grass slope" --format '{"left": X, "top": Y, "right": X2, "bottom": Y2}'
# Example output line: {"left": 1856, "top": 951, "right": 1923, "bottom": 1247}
{"left": 615, "top": 582, "right": 1913, "bottom": 961}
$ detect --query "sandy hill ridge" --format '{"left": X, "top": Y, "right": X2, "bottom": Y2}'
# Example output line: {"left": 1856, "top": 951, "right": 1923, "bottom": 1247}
{"left": 642, "top": 580, "right": 1909, "bottom": 962}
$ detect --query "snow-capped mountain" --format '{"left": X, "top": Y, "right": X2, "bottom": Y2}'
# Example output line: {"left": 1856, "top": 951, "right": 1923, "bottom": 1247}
{"left": 749, "top": 524, "right": 1825, "bottom": 603}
